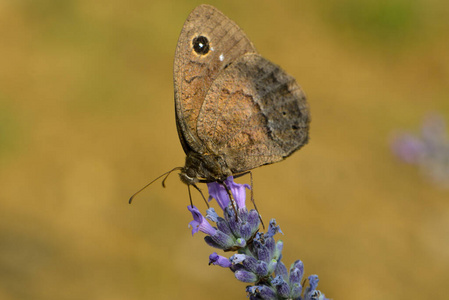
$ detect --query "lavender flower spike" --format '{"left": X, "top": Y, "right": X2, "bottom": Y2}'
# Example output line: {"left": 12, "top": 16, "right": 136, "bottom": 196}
{"left": 187, "top": 176, "right": 329, "bottom": 299}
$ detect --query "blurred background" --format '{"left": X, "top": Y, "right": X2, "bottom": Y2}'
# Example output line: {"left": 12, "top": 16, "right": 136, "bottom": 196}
{"left": 1, "top": 0, "right": 448, "bottom": 299}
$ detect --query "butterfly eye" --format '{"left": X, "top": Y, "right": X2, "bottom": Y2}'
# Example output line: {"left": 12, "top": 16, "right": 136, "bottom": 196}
{"left": 192, "top": 36, "right": 210, "bottom": 55}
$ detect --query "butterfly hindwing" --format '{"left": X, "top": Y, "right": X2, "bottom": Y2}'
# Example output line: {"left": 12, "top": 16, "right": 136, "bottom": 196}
{"left": 196, "top": 53, "right": 310, "bottom": 173}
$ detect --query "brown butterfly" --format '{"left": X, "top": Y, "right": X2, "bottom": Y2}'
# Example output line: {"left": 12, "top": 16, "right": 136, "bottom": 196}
{"left": 130, "top": 5, "right": 309, "bottom": 203}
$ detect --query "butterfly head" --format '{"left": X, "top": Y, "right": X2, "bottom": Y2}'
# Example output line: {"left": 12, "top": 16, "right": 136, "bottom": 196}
{"left": 179, "top": 151, "right": 232, "bottom": 186}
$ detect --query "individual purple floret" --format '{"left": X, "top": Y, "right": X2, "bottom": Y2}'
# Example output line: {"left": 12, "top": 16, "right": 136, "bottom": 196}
{"left": 209, "top": 252, "right": 232, "bottom": 268}
{"left": 391, "top": 112, "right": 449, "bottom": 187}
{"left": 187, "top": 205, "right": 217, "bottom": 236}
{"left": 303, "top": 275, "right": 327, "bottom": 300}
{"left": 207, "top": 176, "right": 250, "bottom": 210}
{"left": 391, "top": 133, "right": 426, "bottom": 164}
{"left": 187, "top": 176, "right": 329, "bottom": 299}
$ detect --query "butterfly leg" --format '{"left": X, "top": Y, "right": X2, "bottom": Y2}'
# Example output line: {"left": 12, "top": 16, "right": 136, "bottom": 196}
{"left": 192, "top": 183, "right": 209, "bottom": 208}
{"left": 187, "top": 185, "right": 194, "bottom": 208}
{"left": 233, "top": 171, "right": 265, "bottom": 229}
{"left": 221, "top": 182, "right": 239, "bottom": 221}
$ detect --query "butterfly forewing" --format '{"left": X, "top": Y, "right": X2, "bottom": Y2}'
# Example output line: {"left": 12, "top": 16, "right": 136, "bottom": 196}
{"left": 174, "top": 4, "right": 257, "bottom": 155}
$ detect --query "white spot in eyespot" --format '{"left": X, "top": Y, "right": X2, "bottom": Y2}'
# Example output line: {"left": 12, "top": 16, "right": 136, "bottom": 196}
{"left": 219, "top": 54, "right": 224, "bottom": 61}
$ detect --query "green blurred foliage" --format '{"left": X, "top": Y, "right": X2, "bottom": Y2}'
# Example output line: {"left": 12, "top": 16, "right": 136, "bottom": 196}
{"left": 0, "top": 0, "right": 448, "bottom": 299}
{"left": 327, "top": 0, "right": 419, "bottom": 41}
{"left": 0, "top": 101, "right": 21, "bottom": 158}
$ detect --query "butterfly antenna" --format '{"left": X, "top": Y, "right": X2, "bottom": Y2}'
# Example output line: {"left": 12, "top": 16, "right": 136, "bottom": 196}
{"left": 129, "top": 167, "right": 182, "bottom": 204}
{"left": 162, "top": 166, "right": 182, "bottom": 188}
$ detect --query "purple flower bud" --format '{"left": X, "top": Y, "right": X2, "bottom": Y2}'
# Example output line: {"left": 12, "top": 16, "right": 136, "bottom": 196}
{"left": 255, "top": 260, "right": 269, "bottom": 277}
{"left": 216, "top": 217, "right": 232, "bottom": 235}
{"left": 209, "top": 252, "right": 232, "bottom": 268}
{"left": 265, "top": 236, "right": 275, "bottom": 256}
{"left": 231, "top": 254, "right": 259, "bottom": 274}
{"left": 290, "top": 260, "right": 304, "bottom": 283}
{"left": 187, "top": 205, "right": 216, "bottom": 236}
{"left": 290, "top": 283, "right": 303, "bottom": 299}
{"left": 246, "top": 285, "right": 277, "bottom": 300}
{"left": 274, "top": 240, "right": 284, "bottom": 260}
{"left": 267, "top": 259, "right": 277, "bottom": 275}
{"left": 272, "top": 275, "right": 290, "bottom": 298}
{"left": 256, "top": 286, "right": 277, "bottom": 300}
{"left": 235, "top": 270, "right": 257, "bottom": 283}
{"left": 226, "top": 209, "right": 240, "bottom": 234}
{"left": 239, "top": 223, "right": 253, "bottom": 240}
{"left": 289, "top": 266, "right": 303, "bottom": 287}
{"left": 230, "top": 263, "right": 245, "bottom": 273}
{"left": 237, "top": 207, "right": 249, "bottom": 222}
{"left": 247, "top": 209, "right": 260, "bottom": 230}
{"left": 247, "top": 258, "right": 262, "bottom": 275}
{"left": 210, "top": 231, "right": 235, "bottom": 249}
{"left": 275, "top": 261, "right": 288, "bottom": 280}
{"left": 256, "top": 245, "right": 270, "bottom": 263}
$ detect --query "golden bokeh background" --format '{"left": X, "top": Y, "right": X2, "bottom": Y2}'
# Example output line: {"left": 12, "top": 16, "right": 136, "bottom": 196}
{"left": 1, "top": 0, "right": 449, "bottom": 299}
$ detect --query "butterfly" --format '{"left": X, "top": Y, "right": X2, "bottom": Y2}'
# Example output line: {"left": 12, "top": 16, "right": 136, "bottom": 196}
{"left": 130, "top": 4, "right": 309, "bottom": 204}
